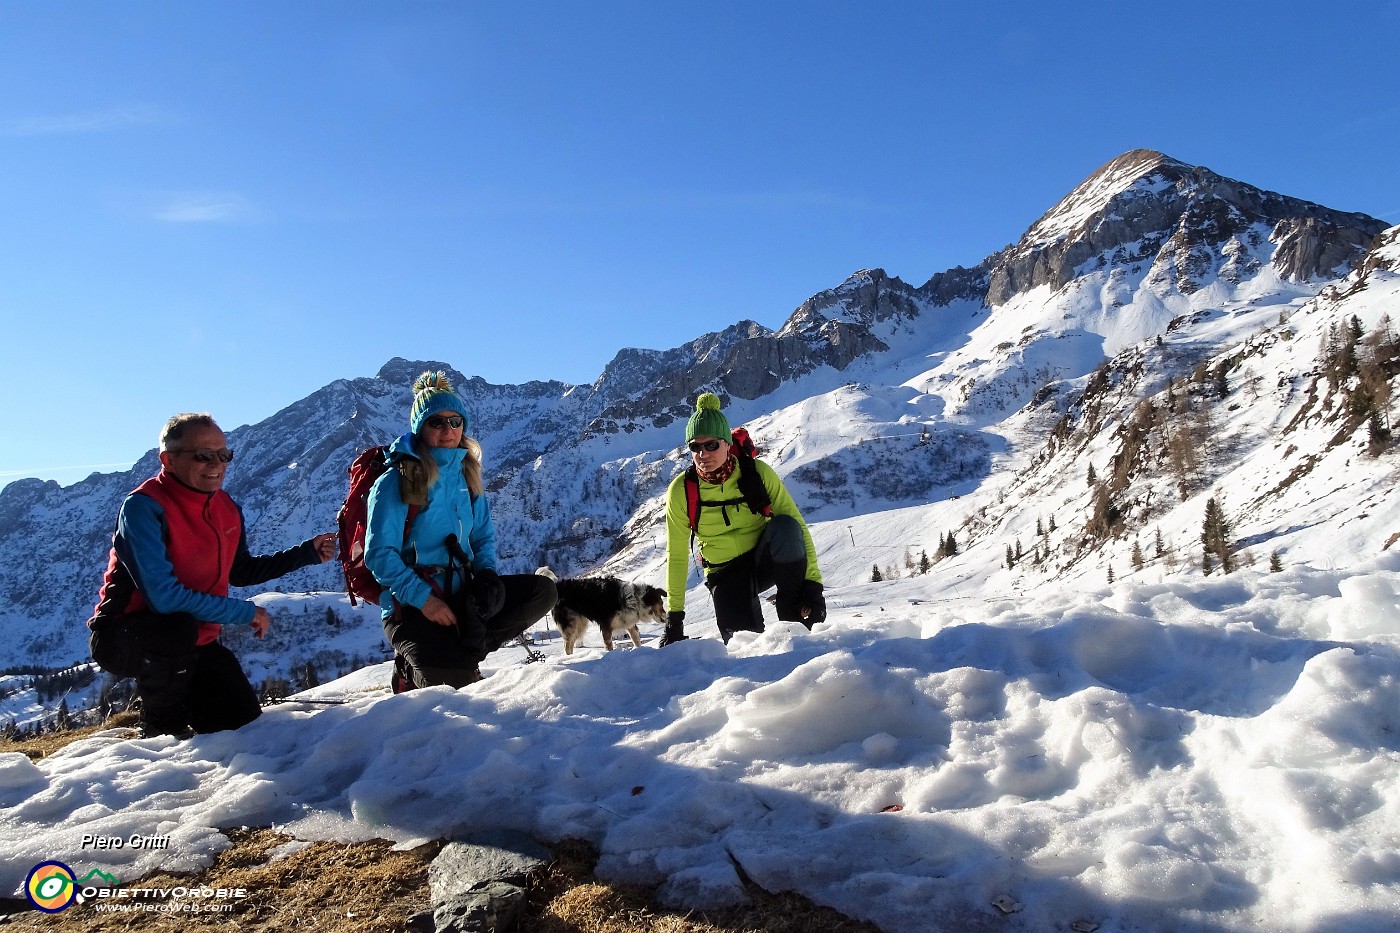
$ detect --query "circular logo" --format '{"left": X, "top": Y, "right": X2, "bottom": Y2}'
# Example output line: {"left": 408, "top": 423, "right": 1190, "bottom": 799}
{"left": 25, "top": 861, "right": 78, "bottom": 913}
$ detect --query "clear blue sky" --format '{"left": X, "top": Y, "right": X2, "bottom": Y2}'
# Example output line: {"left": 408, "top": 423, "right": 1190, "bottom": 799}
{"left": 2, "top": 0, "right": 1397, "bottom": 490}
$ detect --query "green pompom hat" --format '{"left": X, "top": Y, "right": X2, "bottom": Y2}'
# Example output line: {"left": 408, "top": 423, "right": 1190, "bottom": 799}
{"left": 686, "top": 392, "right": 731, "bottom": 443}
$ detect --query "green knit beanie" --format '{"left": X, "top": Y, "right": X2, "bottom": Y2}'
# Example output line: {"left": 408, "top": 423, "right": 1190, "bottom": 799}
{"left": 686, "top": 393, "right": 731, "bottom": 443}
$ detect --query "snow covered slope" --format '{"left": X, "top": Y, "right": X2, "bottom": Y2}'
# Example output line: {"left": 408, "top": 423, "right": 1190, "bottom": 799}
{"left": 0, "top": 150, "right": 1391, "bottom": 698}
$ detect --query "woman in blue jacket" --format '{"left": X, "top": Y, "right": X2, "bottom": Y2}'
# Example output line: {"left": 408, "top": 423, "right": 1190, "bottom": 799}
{"left": 366, "top": 371, "right": 556, "bottom": 690}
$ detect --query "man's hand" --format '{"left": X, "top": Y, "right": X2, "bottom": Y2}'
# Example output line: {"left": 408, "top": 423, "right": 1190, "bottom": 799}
{"left": 311, "top": 533, "right": 336, "bottom": 563}
{"left": 251, "top": 606, "right": 272, "bottom": 639}
{"left": 421, "top": 595, "right": 458, "bottom": 627}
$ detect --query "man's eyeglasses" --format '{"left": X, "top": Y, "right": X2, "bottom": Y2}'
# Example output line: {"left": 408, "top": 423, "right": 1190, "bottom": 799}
{"left": 424, "top": 415, "right": 464, "bottom": 430}
{"left": 177, "top": 448, "right": 235, "bottom": 463}
{"left": 688, "top": 439, "right": 724, "bottom": 454}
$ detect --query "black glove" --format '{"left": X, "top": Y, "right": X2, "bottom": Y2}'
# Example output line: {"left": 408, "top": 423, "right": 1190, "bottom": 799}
{"left": 800, "top": 581, "right": 826, "bottom": 629}
{"left": 445, "top": 573, "right": 487, "bottom": 661}
{"left": 473, "top": 569, "right": 506, "bottom": 620}
{"left": 659, "top": 611, "right": 688, "bottom": 646}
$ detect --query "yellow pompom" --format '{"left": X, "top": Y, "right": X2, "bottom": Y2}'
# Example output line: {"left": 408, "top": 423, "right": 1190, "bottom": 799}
{"left": 696, "top": 392, "right": 722, "bottom": 412}
{"left": 413, "top": 371, "right": 453, "bottom": 394}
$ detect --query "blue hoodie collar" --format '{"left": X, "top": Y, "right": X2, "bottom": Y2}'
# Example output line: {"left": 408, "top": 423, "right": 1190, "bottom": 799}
{"left": 389, "top": 432, "right": 465, "bottom": 470}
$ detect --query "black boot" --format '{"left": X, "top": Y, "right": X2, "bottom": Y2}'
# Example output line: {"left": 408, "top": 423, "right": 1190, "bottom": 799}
{"left": 391, "top": 653, "right": 415, "bottom": 694}
{"left": 417, "top": 665, "right": 483, "bottom": 688}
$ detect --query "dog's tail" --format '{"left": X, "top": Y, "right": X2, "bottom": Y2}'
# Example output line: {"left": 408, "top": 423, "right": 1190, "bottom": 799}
{"left": 535, "top": 566, "right": 559, "bottom": 582}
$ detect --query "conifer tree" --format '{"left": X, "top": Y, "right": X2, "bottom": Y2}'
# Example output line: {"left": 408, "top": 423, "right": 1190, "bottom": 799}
{"left": 919, "top": 550, "right": 931, "bottom": 575}
{"left": 871, "top": 565, "right": 883, "bottom": 582}
{"left": 1201, "top": 497, "right": 1235, "bottom": 575}
{"left": 1269, "top": 550, "right": 1284, "bottom": 573}
{"left": 1131, "top": 539, "right": 1145, "bottom": 571}
{"left": 1212, "top": 360, "right": 1230, "bottom": 398}
{"left": 1368, "top": 409, "right": 1391, "bottom": 456}
{"left": 259, "top": 677, "right": 291, "bottom": 703}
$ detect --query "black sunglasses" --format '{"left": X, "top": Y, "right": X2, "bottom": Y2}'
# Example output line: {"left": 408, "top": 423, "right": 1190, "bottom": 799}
{"left": 688, "top": 439, "right": 724, "bottom": 454}
{"left": 424, "top": 415, "right": 464, "bottom": 430}
{"left": 177, "top": 448, "right": 235, "bottom": 463}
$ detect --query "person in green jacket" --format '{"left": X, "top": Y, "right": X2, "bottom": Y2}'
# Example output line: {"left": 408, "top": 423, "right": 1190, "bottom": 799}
{"left": 660, "top": 393, "right": 825, "bottom": 645}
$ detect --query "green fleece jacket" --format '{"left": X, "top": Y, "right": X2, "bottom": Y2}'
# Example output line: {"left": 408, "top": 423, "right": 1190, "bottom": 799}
{"left": 664, "top": 458, "right": 821, "bottom": 613}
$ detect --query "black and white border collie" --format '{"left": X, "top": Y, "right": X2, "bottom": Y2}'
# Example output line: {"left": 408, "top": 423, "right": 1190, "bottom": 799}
{"left": 536, "top": 567, "right": 667, "bottom": 654}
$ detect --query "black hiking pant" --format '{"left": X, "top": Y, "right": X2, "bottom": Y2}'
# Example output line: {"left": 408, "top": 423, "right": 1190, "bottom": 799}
{"left": 89, "top": 612, "right": 261, "bottom": 736}
{"left": 385, "top": 573, "right": 556, "bottom": 689}
{"left": 705, "top": 514, "right": 809, "bottom": 643}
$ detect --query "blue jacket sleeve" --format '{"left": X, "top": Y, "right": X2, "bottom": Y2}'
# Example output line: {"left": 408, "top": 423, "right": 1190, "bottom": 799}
{"left": 468, "top": 493, "right": 498, "bottom": 573}
{"left": 115, "top": 494, "right": 257, "bottom": 626}
{"left": 364, "top": 468, "right": 432, "bottom": 610}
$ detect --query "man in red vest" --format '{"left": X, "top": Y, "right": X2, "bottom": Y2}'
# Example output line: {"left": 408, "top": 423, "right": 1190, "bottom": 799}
{"left": 88, "top": 413, "right": 335, "bottom": 738}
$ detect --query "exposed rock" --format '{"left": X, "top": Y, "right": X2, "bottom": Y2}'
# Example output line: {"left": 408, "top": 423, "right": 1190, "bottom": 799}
{"left": 1356, "top": 224, "right": 1400, "bottom": 277}
{"left": 1272, "top": 216, "right": 1384, "bottom": 280}
{"left": 431, "top": 881, "right": 527, "bottom": 933}
{"left": 427, "top": 830, "right": 550, "bottom": 933}
{"left": 981, "top": 149, "right": 1388, "bottom": 306}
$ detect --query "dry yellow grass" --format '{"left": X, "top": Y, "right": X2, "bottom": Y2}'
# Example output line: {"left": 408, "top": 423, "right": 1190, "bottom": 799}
{"left": 7, "top": 710, "right": 141, "bottom": 761}
{"left": 3, "top": 721, "right": 887, "bottom": 933}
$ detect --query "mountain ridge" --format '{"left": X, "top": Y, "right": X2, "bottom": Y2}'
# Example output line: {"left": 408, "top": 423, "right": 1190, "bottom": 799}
{"left": 0, "top": 150, "right": 1392, "bottom": 687}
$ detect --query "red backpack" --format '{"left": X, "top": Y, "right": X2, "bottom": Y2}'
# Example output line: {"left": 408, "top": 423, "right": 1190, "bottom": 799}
{"left": 337, "top": 446, "right": 421, "bottom": 606}
{"left": 683, "top": 426, "right": 772, "bottom": 533}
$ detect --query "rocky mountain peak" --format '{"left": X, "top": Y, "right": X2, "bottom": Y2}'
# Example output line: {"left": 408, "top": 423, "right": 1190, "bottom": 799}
{"left": 1021, "top": 148, "right": 1189, "bottom": 249}
{"left": 780, "top": 268, "right": 923, "bottom": 334}
{"left": 984, "top": 150, "right": 1389, "bottom": 306}
{"left": 373, "top": 357, "right": 471, "bottom": 393}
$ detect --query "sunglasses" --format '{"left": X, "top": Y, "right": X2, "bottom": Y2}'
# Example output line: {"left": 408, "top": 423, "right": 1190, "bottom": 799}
{"left": 687, "top": 439, "right": 724, "bottom": 454}
{"left": 424, "top": 415, "right": 464, "bottom": 430}
{"left": 177, "top": 448, "right": 235, "bottom": 463}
